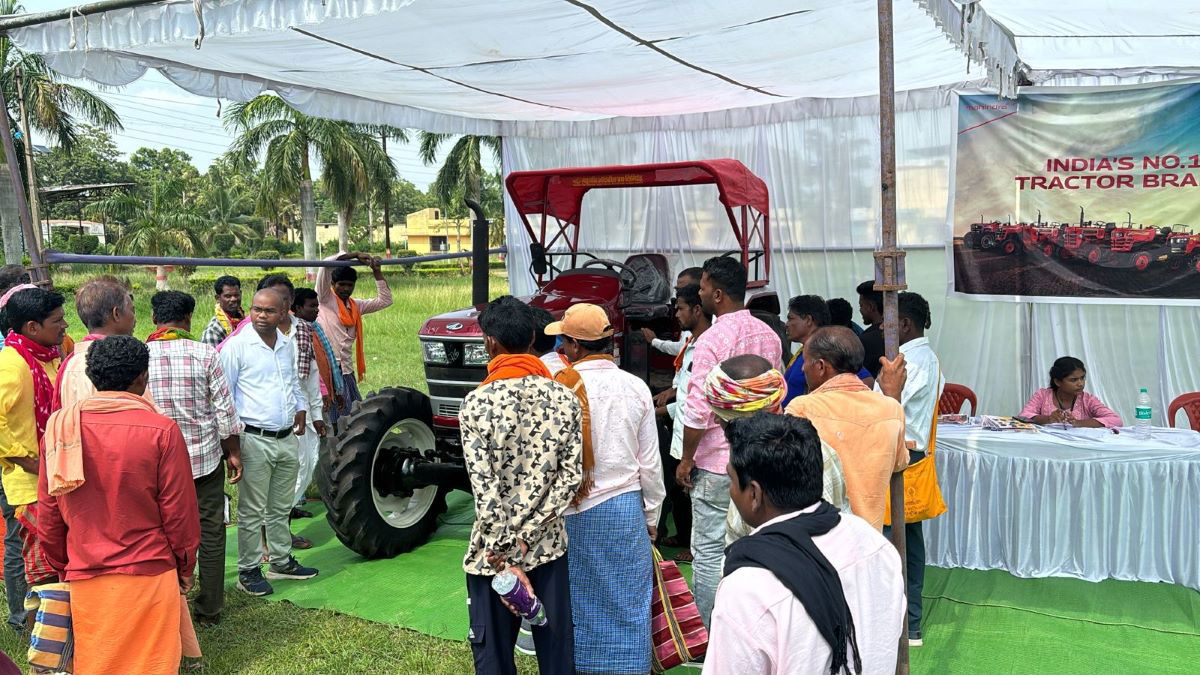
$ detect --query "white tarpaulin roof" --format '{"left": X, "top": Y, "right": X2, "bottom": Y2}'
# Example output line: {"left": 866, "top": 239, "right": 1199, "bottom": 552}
{"left": 8, "top": 1, "right": 1200, "bottom": 133}
{"left": 8, "top": 0, "right": 1021, "bottom": 135}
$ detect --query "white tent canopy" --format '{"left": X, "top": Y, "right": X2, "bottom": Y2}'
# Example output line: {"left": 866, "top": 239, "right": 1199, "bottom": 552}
{"left": 8, "top": 0, "right": 1200, "bottom": 422}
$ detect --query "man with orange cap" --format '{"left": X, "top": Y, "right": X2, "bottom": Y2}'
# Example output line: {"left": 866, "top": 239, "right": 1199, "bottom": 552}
{"left": 545, "top": 303, "right": 664, "bottom": 675}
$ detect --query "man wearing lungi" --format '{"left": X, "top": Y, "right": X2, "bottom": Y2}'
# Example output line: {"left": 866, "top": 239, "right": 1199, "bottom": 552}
{"left": 547, "top": 303, "right": 665, "bottom": 674}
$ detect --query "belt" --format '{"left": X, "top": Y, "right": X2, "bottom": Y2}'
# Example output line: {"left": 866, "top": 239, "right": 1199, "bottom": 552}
{"left": 243, "top": 424, "right": 293, "bottom": 439}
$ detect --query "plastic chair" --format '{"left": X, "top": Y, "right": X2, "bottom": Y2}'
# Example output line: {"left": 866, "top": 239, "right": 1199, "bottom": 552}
{"left": 939, "top": 383, "right": 978, "bottom": 416}
{"left": 1167, "top": 392, "right": 1200, "bottom": 431}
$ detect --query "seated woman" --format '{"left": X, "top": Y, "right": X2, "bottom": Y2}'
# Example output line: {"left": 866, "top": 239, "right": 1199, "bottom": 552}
{"left": 1020, "top": 356, "right": 1123, "bottom": 428}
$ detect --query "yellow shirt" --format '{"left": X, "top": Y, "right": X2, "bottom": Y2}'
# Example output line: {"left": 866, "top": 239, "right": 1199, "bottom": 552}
{"left": 0, "top": 347, "right": 58, "bottom": 506}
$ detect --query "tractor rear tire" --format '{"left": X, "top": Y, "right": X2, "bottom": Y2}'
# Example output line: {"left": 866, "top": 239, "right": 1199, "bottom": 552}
{"left": 963, "top": 232, "right": 980, "bottom": 249}
{"left": 319, "top": 387, "right": 449, "bottom": 559}
{"left": 751, "top": 310, "right": 792, "bottom": 366}
{"left": 980, "top": 233, "right": 997, "bottom": 249}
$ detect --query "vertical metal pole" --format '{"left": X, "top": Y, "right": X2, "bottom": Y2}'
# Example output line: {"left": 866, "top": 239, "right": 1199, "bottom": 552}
{"left": 465, "top": 198, "right": 489, "bottom": 307}
{"left": 0, "top": 85, "right": 49, "bottom": 286}
{"left": 877, "top": 1, "right": 910, "bottom": 672}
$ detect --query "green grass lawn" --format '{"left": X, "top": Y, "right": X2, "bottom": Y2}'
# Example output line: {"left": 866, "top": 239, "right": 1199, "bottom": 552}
{"left": 1, "top": 267, "right": 519, "bottom": 672}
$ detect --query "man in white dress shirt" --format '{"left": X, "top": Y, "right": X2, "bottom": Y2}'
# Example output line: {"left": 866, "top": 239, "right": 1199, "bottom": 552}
{"left": 875, "top": 291, "right": 944, "bottom": 646}
{"left": 220, "top": 288, "right": 318, "bottom": 597}
{"left": 705, "top": 412, "right": 904, "bottom": 675}
{"left": 639, "top": 266, "right": 702, "bottom": 356}
{"left": 546, "top": 303, "right": 665, "bottom": 673}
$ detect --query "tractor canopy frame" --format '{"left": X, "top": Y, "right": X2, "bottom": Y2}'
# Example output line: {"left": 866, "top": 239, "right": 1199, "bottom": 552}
{"left": 505, "top": 159, "right": 770, "bottom": 288}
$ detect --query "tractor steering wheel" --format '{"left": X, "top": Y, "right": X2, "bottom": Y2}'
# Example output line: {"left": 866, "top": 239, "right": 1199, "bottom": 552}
{"left": 581, "top": 258, "right": 643, "bottom": 302}
{"left": 581, "top": 258, "right": 633, "bottom": 277}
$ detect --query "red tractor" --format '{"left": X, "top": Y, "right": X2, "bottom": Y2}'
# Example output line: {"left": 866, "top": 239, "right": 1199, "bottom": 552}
{"left": 1057, "top": 222, "right": 1115, "bottom": 264}
{"left": 1106, "top": 225, "right": 1174, "bottom": 271}
{"left": 319, "top": 160, "right": 788, "bottom": 558}
{"left": 963, "top": 220, "right": 1006, "bottom": 250}
{"left": 1166, "top": 229, "right": 1200, "bottom": 273}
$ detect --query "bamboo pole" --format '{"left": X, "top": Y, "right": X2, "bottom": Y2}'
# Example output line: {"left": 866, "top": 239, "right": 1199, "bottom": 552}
{"left": 0, "top": 83, "right": 48, "bottom": 284}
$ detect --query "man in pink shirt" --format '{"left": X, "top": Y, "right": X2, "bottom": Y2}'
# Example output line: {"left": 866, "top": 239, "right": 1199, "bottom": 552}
{"left": 315, "top": 252, "right": 393, "bottom": 424}
{"left": 678, "top": 256, "right": 782, "bottom": 627}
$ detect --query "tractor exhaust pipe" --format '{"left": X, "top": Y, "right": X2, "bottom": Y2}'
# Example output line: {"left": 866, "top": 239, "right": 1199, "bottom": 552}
{"left": 465, "top": 198, "right": 490, "bottom": 308}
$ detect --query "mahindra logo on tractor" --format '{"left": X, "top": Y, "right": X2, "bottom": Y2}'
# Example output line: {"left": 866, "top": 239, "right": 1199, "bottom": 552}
{"left": 446, "top": 322, "right": 463, "bottom": 331}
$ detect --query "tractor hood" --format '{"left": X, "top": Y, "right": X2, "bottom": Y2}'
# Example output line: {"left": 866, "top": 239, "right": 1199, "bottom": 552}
{"left": 419, "top": 270, "right": 624, "bottom": 339}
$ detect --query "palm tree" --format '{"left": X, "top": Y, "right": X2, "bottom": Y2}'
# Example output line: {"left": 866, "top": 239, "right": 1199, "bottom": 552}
{"left": 226, "top": 96, "right": 398, "bottom": 274}
{"left": 201, "top": 165, "right": 259, "bottom": 249}
{"left": 0, "top": 0, "right": 122, "bottom": 256}
{"left": 321, "top": 125, "right": 399, "bottom": 252}
{"left": 86, "top": 181, "right": 205, "bottom": 290}
{"left": 418, "top": 133, "right": 501, "bottom": 210}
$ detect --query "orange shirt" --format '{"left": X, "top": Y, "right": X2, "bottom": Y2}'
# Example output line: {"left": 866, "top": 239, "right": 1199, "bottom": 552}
{"left": 784, "top": 373, "right": 908, "bottom": 530}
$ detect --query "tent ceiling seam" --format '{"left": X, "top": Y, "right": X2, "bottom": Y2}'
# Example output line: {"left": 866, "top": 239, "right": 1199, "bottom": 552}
{"left": 558, "top": 0, "right": 784, "bottom": 98}
{"left": 289, "top": 26, "right": 576, "bottom": 113}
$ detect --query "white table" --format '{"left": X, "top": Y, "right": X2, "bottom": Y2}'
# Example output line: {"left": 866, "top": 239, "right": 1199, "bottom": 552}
{"left": 924, "top": 424, "right": 1200, "bottom": 591}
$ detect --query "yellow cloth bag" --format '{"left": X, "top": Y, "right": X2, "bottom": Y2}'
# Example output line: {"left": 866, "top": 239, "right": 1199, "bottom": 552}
{"left": 884, "top": 404, "right": 947, "bottom": 526}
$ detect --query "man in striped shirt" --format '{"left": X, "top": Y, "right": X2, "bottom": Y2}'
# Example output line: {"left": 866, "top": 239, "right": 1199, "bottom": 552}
{"left": 145, "top": 290, "right": 243, "bottom": 625}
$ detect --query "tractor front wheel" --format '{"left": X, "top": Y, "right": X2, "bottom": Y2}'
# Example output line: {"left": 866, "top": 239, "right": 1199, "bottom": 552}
{"left": 1042, "top": 243, "right": 1055, "bottom": 258}
{"left": 1001, "top": 239, "right": 1021, "bottom": 255}
{"left": 1133, "top": 252, "right": 1152, "bottom": 271}
{"left": 980, "top": 233, "right": 997, "bottom": 249}
{"left": 319, "top": 388, "right": 451, "bottom": 559}
{"left": 1086, "top": 246, "right": 1104, "bottom": 266}
{"left": 1193, "top": 255, "right": 1200, "bottom": 275}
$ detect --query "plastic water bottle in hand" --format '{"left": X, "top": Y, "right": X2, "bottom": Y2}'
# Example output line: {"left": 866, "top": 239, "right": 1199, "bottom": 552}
{"left": 491, "top": 570, "right": 547, "bottom": 626}
{"left": 1135, "top": 388, "right": 1153, "bottom": 439}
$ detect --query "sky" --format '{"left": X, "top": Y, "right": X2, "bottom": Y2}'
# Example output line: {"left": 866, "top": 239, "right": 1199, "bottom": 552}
{"left": 20, "top": 0, "right": 475, "bottom": 191}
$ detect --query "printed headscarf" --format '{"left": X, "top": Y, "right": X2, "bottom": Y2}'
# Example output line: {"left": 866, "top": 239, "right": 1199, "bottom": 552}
{"left": 704, "top": 363, "right": 787, "bottom": 421}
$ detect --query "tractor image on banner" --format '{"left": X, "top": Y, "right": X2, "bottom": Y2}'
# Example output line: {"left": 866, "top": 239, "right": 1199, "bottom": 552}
{"left": 949, "top": 79, "right": 1200, "bottom": 303}
{"left": 318, "top": 160, "right": 789, "bottom": 558}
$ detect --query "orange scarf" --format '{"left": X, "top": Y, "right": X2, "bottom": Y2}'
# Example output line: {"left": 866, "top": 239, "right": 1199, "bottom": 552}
{"left": 336, "top": 295, "right": 367, "bottom": 382}
{"left": 553, "top": 354, "right": 615, "bottom": 503}
{"left": 480, "top": 353, "right": 551, "bottom": 387}
{"left": 42, "top": 391, "right": 157, "bottom": 496}
{"left": 673, "top": 336, "right": 693, "bottom": 371}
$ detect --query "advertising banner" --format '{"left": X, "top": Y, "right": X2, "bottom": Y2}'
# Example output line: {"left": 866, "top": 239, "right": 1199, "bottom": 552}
{"left": 949, "top": 80, "right": 1200, "bottom": 303}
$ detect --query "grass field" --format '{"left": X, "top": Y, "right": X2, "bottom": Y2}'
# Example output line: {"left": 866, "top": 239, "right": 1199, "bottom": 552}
{"left": 0, "top": 267, "right": 518, "bottom": 672}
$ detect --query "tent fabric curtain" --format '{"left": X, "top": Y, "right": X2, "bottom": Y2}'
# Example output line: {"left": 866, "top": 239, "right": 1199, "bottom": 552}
{"left": 502, "top": 74, "right": 1200, "bottom": 426}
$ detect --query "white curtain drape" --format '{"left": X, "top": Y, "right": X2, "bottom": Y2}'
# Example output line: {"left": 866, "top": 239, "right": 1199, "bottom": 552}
{"left": 502, "top": 85, "right": 1198, "bottom": 424}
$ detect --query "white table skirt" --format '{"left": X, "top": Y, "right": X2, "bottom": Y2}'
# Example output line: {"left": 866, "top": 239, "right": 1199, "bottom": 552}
{"left": 924, "top": 425, "right": 1200, "bottom": 591}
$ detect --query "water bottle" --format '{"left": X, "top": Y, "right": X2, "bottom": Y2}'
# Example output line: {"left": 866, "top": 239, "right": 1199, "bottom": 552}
{"left": 1135, "top": 388, "right": 1153, "bottom": 439}
{"left": 491, "top": 570, "right": 547, "bottom": 626}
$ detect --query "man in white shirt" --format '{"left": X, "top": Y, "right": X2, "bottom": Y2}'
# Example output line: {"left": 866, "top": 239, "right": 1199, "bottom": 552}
{"left": 545, "top": 303, "right": 665, "bottom": 674}
{"left": 529, "top": 306, "right": 567, "bottom": 376}
{"left": 257, "top": 275, "right": 326, "bottom": 549}
{"left": 705, "top": 412, "right": 905, "bottom": 675}
{"left": 220, "top": 288, "right": 318, "bottom": 597}
{"left": 876, "top": 291, "right": 944, "bottom": 646}
{"left": 640, "top": 266, "right": 702, "bottom": 356}
{"left": 655, "top": 284, "right": 711, "bottom": 558}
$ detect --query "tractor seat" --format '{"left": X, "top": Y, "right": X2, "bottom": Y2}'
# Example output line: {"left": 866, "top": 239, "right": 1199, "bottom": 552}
{"left": 621, "top": 253, "right": 671, "bottom": 306}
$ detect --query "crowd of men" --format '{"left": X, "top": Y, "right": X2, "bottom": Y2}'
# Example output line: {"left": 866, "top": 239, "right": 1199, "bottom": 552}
{"left": 463, "top": 255, "right": 944, "bottom": 674}
{"left": 0, "top": 255, "right": 391, "bottom": 673}
{"left": 0, "top": 249, "right": 943, "bottom": 674}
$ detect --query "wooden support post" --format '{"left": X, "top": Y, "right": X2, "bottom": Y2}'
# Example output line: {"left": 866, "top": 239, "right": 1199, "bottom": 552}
{"left": 877, "top": 0, "right": 910, "bottom": 672}
{"left": 0, "top": 83, "right": 49, "bottom": 286}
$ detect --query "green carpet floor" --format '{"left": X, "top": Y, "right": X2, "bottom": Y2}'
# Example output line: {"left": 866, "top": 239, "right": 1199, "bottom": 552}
{"left": 226, "top": 495, "right": 1200, "bottom": 673}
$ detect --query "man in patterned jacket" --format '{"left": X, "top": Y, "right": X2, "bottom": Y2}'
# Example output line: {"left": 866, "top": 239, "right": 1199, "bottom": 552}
{"left": 459, "top": 295, "right": 582, "bottom": 674}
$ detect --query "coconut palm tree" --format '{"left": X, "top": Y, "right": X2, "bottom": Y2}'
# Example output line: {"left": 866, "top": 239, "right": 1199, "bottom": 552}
{"left": 86, "top": 181, "right": 205, "bottom": 290}
{"left": 201, "top": 165, "right": 259, "bottom": 249}
{"left": 0, "top": 0, "right": 122, "bottom": 260}
{"left": 418, "top": 133, "right": 501, "bottom": 209}
{"left": 322, "top": 125, "right": 399, "bottom": 252}
{"left": 226, "top": 96, "right": 398, "bottom": 274}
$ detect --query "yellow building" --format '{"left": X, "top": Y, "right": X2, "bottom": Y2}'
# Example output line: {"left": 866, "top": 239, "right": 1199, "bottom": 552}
{"left": 314, "top": 222, "right": 407, "bottom": 246}
{"left": 404, "top": 207, "right": 472, "bottom": 254}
